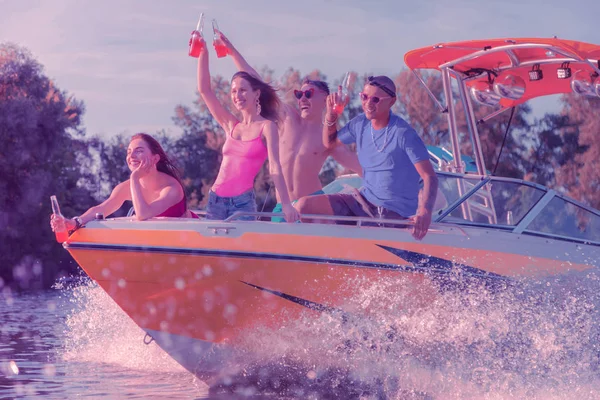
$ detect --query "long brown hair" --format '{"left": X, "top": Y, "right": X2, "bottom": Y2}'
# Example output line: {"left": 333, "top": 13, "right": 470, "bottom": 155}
{"left": 231, "top": 72, "right": 281, "bottom": 122}
{"left": 130, "top": 133, "right": 186, "bottom": 203}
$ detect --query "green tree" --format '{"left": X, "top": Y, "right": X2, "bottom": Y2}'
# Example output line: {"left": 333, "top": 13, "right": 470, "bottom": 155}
{"left": 394, "top": 69, "right": 447, "bottom": 147}
{"left": 553, "top": 94, "right": 600, "bottom": 210}
{"left": 0, "top": 43, "right": 96, "bottom": 289}
{"left": 89, "top": 134, "right": 129, "bottom": 195}
{"left": 524, "top": 112, "right": 570, "bottom": 187}
{"left": 86, "top": 133, "right": 137, "bottom": 217}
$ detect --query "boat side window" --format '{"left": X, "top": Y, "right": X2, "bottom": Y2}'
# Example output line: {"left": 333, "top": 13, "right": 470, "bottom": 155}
{"left": 525, "top": 197, "right": 600, "bottom": 243}
{"left": 434, "top": 175, "right": 475, "bottom": 218}
{"left": 439, "top": 178, "right": 545, "bottom": 226}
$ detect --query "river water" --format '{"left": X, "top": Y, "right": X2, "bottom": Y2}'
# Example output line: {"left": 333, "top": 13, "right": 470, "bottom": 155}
{"left": 2, "top": 269, "right": 600, "bottom": 399}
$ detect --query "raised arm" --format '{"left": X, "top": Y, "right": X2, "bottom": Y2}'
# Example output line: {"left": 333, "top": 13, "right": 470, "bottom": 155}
{"left": 219, "top": 32, "right": 294, "bottom": 121}
{"left": 218, "top": 32, "right": 262, "bottom": 81}
{"left": 197, "top": 37, "right": 238, "bottom": 133}
{"left": 323, "top": 90, "right": 348, "bottom": 150}
{"left": 262, "top": 121, "right": 299, "bottom": 222}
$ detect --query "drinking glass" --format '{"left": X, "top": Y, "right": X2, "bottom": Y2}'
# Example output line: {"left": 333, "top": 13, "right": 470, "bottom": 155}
{"left": 333, "top": 71, "right": 355, "bottom": 114}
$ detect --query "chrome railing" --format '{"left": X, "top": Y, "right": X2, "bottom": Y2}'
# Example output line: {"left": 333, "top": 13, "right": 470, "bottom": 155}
{"left": 223, "top": 211, "right": 414, "bottom": 227}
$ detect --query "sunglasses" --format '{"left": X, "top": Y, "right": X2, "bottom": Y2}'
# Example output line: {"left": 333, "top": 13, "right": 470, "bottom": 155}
{"left": 294, "top": 88, "right": 315, "bottom": 100}
{"left": 359, "top": 92, "right": 392, "bottom": 104}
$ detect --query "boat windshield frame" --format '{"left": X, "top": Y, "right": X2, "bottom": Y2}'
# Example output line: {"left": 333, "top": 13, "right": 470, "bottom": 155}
{"left": 430, "top": 171, "right": 600, "bottom": 246}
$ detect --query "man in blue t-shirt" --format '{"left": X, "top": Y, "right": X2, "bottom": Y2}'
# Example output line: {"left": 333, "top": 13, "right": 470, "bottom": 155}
{"left": 294, "top": 75, "right": 438, "bottom": 240}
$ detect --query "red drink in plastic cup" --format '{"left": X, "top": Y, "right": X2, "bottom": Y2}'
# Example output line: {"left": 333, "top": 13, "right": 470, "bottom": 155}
{"left": 188, "top": 31, "right": 204, "bottom": 57}
{"left": 333, "top": 103, "right": 345, "bottom": 114}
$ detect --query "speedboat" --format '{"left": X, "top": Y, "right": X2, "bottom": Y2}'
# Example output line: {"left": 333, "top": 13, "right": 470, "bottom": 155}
{"left": 61, "top": 37, "right": 600, "bottom": 384}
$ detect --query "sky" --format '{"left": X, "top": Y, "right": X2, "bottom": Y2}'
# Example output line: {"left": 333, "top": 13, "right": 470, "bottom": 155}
{"left": 1, "top": 0, "right": 599, "bottom": 139}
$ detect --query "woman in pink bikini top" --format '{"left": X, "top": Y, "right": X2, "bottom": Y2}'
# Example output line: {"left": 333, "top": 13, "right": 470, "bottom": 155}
{"left": 50, "top": 133, "right": 196, "bottom": 235}
{"left": 196, "top": 35, "right": 299, "bottom": 222}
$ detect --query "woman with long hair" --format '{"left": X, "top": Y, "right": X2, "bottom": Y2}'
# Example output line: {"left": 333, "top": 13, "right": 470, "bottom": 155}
{"left": 196, "top": 35, "right": 298, "bottom": 222}
{"left": 51, "top": 133, "right": 195, "bottom": 234}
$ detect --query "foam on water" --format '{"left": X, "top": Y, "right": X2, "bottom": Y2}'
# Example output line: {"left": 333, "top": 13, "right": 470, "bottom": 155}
{"left": 57, "top": 278, "right": 197, "bottom": 374}
{"left": 54, "top": 278, "right": 210, "bottom": 398}
{"left": 53, "top": 269, "right": 600, "bottom": 399}
{"left": 229, "top": 271, "right": 600, "bottom": 399}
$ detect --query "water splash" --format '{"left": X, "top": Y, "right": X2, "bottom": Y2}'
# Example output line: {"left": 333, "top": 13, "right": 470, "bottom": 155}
{"left": 52, "top": 269, "right": 600, "bottom": 399}
{"left": 57, "top": 278, "right": 194, "bottom": 374}
{"left": 0, "top": 280, "right": 208, "bottom": 399}
{"left": 223, "top": 271, "right": 600, "bottom": 399}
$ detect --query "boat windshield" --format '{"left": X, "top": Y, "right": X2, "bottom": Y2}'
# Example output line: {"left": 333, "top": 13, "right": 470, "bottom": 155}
{"left": 435, "top": 172, "right": 600, "bottom": 244}
{"left": 525, "top": 196, "right": 600, "bottom": 243}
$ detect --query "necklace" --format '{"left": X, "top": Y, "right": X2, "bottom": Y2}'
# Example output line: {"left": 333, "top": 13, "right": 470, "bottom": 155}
{"left": 371, "top": 123, "right": 391, "bottom": 153}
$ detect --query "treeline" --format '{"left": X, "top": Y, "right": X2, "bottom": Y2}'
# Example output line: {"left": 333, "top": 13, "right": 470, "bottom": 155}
{"left": 1, "top": 43, "right": 598, "bottom": 290}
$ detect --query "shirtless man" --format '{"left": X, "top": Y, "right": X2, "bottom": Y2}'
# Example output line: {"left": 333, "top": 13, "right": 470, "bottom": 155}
{"left": 218, "top": 33, "right": 362, "bottom": 220}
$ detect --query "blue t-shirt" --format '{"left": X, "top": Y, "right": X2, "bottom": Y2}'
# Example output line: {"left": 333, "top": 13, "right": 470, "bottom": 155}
{"left": 337, "top": 112, "right": 429, "bottom": 217}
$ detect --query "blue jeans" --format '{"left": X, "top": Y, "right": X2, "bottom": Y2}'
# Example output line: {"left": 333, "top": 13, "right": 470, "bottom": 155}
{"left": 205, "top": 190, "right": 257, "bottom": 221}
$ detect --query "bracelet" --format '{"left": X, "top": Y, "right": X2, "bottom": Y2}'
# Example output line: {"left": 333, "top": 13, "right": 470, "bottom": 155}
{"left": 325, "top": 117, "right": 338, "bottom": 127}
{"left": 68, "top": 217, "right": 83, "bottom": 236}
{"left": 73, "top": 216, "right": 83, "bottom": 230}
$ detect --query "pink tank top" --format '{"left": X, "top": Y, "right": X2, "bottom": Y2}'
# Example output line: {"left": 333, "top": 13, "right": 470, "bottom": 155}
{"left": 212, "top": 122, "right": 268, "bottom": 197}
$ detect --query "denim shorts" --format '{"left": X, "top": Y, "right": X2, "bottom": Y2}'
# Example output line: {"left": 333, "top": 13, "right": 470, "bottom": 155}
{"left": 205, "top": 190, "right": 257, "bottom": 221}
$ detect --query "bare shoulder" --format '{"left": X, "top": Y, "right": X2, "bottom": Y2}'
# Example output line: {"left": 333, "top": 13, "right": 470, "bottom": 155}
{"left": 264, "top": 119, "right": 277, "bottom": 129}
{"left": 262, "top": 120, "right": 278, "bottom": 135}
{"left": 112, "top": 180, "right": 132, "bottom": 200}
{"left": 158, "top": 173, "right": 184, "bottom": 193}
{"left": 281, "top": 103, "right": 300, "bottom": 122}
{"left": 114, "top": 180, "right": 130, "bottom": 193}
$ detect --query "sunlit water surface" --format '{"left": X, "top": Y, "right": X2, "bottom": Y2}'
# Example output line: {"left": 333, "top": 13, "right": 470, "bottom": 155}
{"left": 1, "top": 268, "right": 600, "bottom": 399}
